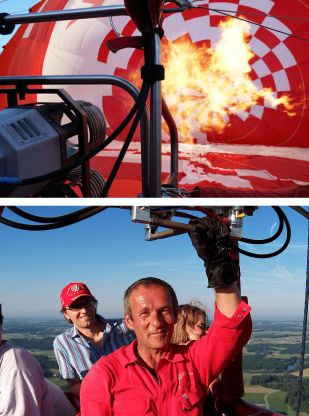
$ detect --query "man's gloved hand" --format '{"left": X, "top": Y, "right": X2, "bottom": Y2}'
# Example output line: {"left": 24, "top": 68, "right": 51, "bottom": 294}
{"left": 189, "top": 217, "right": 238, "bottom": 288}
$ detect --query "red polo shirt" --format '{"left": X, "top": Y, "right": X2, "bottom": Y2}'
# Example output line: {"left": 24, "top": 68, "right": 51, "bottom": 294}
{"left": 80, "top": 300, "right": 251, "bottom": 416}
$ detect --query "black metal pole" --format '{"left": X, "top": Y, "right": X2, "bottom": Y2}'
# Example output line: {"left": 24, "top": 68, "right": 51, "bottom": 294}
{"left": 295, "top": 207, "right": 309, "bottom": 416}
{"left": 142, "top": 31, "right": 162, "bottom": 198}
{"left": 1, "top": 6, "right": 127, "bottom": 25}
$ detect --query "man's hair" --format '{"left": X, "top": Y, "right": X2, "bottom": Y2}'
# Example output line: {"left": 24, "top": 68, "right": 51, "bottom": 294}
{"left": 171, "top": 303, "right": 208, "bottom": 345}
{"left": 123, "top": 277, "right": 178, "bottom": 319}
{"left": 0, "top": 304, "right": 3, "bottom": 328}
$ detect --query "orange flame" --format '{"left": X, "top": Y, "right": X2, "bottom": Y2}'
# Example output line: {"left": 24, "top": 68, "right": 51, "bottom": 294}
{"left": 161, "top": 18, "right": 294, "bottom": 142}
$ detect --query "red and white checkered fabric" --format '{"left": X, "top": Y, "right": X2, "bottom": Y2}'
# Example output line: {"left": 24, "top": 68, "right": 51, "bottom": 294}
{"left": 0, "top": 0, "right": 308, "bottom": 196}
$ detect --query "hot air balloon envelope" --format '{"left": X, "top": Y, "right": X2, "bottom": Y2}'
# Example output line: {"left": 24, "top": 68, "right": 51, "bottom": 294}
{"left": 0, "top": 0, "right": 308, "bottom": 196}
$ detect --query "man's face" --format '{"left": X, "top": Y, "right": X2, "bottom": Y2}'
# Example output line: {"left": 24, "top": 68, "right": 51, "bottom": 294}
{"left": 125, "top": 284, "right": 176, "bottom": 353}
{"left": 63, "top": 296, "right": 96, "bottom": 330}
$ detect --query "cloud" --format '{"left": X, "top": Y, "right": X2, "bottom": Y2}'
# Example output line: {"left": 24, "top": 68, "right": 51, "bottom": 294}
{"left": 270, "top": 221, "right": 277, "bottom": 237}
{"left": 240, "top": 241, "right": 307, "bottom": 254}
{"left": 132, "top": 259, "right": 199, "bottom": 270}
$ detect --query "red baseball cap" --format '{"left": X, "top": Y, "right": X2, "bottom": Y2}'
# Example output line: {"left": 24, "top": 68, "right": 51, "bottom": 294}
{"left": 60, "top": 282, "right": 93, "bottom": 309}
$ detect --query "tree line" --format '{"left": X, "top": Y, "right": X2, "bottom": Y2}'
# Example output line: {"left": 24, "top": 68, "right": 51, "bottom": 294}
{"left": 243, "top": 355, "right": 299, "bottom": 372}
{"left": 247, "top": 342, "right": 309, "bottom": 355}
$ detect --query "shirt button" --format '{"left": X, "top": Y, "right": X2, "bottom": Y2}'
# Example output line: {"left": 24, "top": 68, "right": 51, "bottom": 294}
{"left": 242, "top": 308, "right": 247, "bottom": 312}
{"left": 237, "top": 314, "right": 242, "bottom": 319}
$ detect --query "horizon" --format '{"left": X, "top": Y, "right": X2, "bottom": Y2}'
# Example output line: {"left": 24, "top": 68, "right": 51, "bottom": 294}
{"left": 3, "top": 315, "right": 307, "bottom": 322}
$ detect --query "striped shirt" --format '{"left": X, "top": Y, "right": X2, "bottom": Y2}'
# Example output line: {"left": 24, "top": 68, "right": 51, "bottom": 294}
{"left": 53, "top": 316, "right": 135, "bottom": 380}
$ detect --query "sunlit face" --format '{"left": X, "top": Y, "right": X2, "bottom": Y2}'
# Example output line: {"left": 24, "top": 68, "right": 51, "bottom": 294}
{"left": 63, "top": 296, "right": 96, "bottom": 330}
{"left": 125, "top": 285, "right": 176, "bottom": 354}
{"left": 186, "top": 313, "right": 207, "bottom": 341}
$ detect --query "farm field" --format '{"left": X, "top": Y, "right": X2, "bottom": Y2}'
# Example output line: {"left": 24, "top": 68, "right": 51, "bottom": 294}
{"left": 242, "top": 321, "right": 309, "bottom": 415}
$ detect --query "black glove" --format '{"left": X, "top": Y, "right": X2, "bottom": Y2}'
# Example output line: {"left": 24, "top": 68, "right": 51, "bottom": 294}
{"left": 189, "top": 217, "right": 238, "bottom": 288}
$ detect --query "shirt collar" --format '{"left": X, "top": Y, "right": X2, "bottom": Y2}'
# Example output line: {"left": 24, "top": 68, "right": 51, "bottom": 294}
{"left": 71, "top": 315, "right": 109, "bottom": 339}
{"left": 123, "top": 340, "right": 185, "bottom": 367}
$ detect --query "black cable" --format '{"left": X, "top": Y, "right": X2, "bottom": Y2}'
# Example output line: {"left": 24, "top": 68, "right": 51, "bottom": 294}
{"left": 193, "top": 4, "right": 309, "bottom": 42}
{"left": 7, "top": 206, "right": 104, "bottom": 224}
{"left": 0, "top": 206, "right": 296, "bottom": 261}
{"left": 295, "top": 207, "right": 309, "bottom": 416}
{"left": 11, "top": 10, "right": 31, "bottom": 14}
{"left": 0, "top": 207, "right": 108, "bottom": 231}
{"left": 109, "top": 15, "right": 121, "bottom": 37}
{"left": 240, "top": 206, "right": 284, "bottom": 245}
{"left": 150, "top": 206, "right": 289, "bottom": 258}
{"left": 188, "top": 206, "right": 286, "bottom": 249}
{"left": 209, "top": 9, "right": 309, "bottom": 23}
{"left": 236, "top": 207, "right": 291, "bottom": 259}
{"left": 25, "top": 98, "right": 139, "bottom": 183}
{"left": 169, "top": 1, "right": 309, "bottom": 41}
{"left": 100, "top": 79, "right": 151, "bottom": 197}
{"left": 189, "top": 1, "right": 309, "bottom": 22}
{"left": 0, "top": 89, "right": 141, "bottom": 188}
{"left": 185, "top": 206, "right": 289, "bottom": 257}
{"left": 290, "top": 206, "right": 309, "bottom": 220}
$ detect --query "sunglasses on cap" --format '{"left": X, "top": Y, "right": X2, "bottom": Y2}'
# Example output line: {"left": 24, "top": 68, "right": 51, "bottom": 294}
{"left": 65, "top": 298, "right": 95, "bottom": 311}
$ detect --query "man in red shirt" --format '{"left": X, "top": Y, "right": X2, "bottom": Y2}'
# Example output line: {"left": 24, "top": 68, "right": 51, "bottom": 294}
{"left": 80, "top": 217, "right": 252, "bottom": 416}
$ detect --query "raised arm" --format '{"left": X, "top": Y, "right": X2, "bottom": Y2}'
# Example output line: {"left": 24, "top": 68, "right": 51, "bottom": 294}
{"left": 189, "top": 216, "right": 240, "bottom": 317}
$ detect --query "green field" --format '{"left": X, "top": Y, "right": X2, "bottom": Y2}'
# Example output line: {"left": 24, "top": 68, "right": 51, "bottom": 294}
{"left": 268, "top": 390, "right": 290, "bottom": 414}
{"left": 243, "top": 392, "right": 266, "bottom": 405}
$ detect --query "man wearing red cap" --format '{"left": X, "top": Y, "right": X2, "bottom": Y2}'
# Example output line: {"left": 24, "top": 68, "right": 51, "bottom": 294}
{"left": 53, "top": 282, "right": 135, "bottom": 408}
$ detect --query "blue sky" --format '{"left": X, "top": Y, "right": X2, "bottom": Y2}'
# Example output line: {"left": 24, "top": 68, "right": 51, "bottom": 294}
{"left": 0, "top": 0, "right": 34, "bottom": 14}
{"left": 0, "top": 205, "right": 308, "bottom": 321}
{"left": 0, "top": 0, "right": 37, "bottom": 49}
{"left": 0, "top": 4, "right": 308, "bottom": 323}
